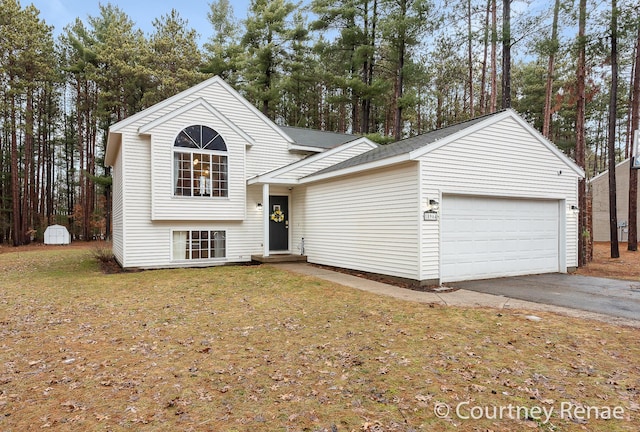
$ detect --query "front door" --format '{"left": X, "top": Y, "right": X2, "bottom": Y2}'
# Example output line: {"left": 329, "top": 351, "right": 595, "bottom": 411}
{"left": 269, "top": 195, "right": 289, "bottom": 251}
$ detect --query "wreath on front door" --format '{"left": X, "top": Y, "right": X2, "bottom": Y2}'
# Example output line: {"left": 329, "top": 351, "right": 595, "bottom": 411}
{"left": 270, "top": 209, "right": 285, "bottom": 223}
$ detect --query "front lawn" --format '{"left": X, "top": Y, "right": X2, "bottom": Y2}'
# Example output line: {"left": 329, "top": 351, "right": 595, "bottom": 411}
{"left": 0, "top": 247, "right": 638, "bottom": 431}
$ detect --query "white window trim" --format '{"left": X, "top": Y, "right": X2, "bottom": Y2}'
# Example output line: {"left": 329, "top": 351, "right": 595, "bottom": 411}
{"left": 171, "top": 229, "right": 227, "bottom": 262}
{"left": 172, "top": 148, "right": 229, "bottom": 198}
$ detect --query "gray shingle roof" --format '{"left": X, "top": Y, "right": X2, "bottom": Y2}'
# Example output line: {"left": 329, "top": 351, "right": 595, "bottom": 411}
{"left": 309, "top": 112, "right": 502, "bottom": 177}
{"left": 281, "top": 126, "right": 359, "bottom": 149}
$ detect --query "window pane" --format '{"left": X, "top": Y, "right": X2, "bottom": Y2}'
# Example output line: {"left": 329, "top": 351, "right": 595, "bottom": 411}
{"left": 205, "top": 135, "right": 227, "bottom": 151}
{"left": 174, "top": 152, "right": 192, "bottom": 196}
{"left": 193, "top": 153, "right": 210, "bottom": 196}
{"left": 176, "top": 230, "right": 225, "bottom": 260}
{"left": 175, "top": 130, "right": 198, "bottom": 148}
{"left": 201, "top": 126, "right": 216, "bottom": 148}
{"left": 172, "top": 231, "right": 188, "bottom": 260}
{"left": 213, "top": 231, "right": 226, "bottom": 258}
{"left": 183, "top": 125, "right": 201, "bottom": 146}
{"left": 173, "top": 125, "right": 228, "bottom": 198}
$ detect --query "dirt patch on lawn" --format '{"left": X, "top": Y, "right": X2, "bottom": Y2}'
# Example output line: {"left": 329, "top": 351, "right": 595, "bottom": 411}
{"left": 576, "top": 242, "right": 640, "bottom": 282}
{"left": 0, "top": 241, "right": 95, "bottom": 254}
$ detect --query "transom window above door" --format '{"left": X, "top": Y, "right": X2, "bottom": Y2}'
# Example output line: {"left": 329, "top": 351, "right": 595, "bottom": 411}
{"left": 174, "top": 125, "right": 228, "bottom": 197}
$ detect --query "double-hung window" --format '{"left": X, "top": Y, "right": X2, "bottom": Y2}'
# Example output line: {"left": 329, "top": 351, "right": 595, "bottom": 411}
{"left": 174, "top": 125, "right": 228, "bottom": 197}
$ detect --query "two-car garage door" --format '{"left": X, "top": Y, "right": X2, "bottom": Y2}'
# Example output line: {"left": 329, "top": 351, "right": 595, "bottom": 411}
{"left": 440, "top": 195, "right": 561, "bottom": 282}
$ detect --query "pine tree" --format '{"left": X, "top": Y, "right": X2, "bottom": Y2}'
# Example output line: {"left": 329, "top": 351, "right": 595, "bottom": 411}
{"left": 542, "top": 0, "right": 562, "bottom": 138}
{"left": 575, "top": 0, "right": 588, "bottom": 265}
{"left": 0, "top": 0, "right": 56, "bottom": 244}
{"left": 242, "top": 0, "right": 296, "bottom": 118}
{"left": 628, "top": 22, "right": 640, "bottom": 252}
{"left": 144, "top": 9, "right": 205, "bottom": 106}
{"left": 381, "top": 0, "right": 435, "bottom": 139}
{"left": 311, "top": 0, "right": 382, "bottom": 133}
{"left": 607, "top": 0, "right": 620, "bottom": 258}
{"left": 203, "top": 0, "right": 243, "bottom": 84}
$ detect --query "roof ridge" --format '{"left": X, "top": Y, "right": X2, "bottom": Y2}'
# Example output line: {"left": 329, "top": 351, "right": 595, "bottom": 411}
{"left": 281, "top": 125, "right": 358, "bottom": 137}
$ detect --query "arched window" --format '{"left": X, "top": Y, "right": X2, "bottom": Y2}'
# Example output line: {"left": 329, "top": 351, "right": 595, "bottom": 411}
{"left": 173, "top": 125, "right": 228, "bottom": 197}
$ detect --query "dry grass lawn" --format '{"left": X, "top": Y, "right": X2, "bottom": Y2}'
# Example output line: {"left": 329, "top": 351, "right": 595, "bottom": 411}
{"left": 0, "top": 245, "right": 639, "bottom": 431}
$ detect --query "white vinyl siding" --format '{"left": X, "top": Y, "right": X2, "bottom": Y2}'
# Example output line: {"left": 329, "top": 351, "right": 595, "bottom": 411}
{"left": 303, "top": 163, "right": 420, "bottom": 280}
{"left": 115, "top": 78, "right": 302, "bottom": 181}
{"left": 111, "top": 145, "right": 124, "bottom": 265}
{"left": 110, "top": 79, "right": 301, "bottom": 267}
{"left": 419, "top": 115, "right": 579, "bottom": 281}
{"left": 118, "top": 137, "right": 265, "bottom": 268}
{"left": 290, "top": 187, "right": 307, "bottom": 255}
{"left": 147, "top": 104, "right": 245, "bottom": 220}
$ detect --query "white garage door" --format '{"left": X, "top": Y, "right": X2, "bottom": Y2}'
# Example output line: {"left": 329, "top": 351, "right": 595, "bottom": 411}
{"left": 441, "top": 195, "right": 560, "bottom": 282}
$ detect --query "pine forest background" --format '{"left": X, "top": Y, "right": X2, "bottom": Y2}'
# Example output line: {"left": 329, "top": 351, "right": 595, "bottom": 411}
{"left": 1, "top": 0, "right": 640, "bottom": 246}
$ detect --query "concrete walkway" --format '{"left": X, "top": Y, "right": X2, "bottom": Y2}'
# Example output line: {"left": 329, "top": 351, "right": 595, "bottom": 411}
{"left": 272, "top": 263, "right": 640, "bottom": 328}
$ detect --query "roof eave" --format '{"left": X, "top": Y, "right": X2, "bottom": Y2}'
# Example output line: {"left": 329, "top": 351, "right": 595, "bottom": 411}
{"left": 300, "top": 153, "right": 413, "bottom": 184}
{"left": 288, "top": 143, "right": 326, "bottom": 153}
{"left": 105, "top": 131, "right": 121, "bottom": 167}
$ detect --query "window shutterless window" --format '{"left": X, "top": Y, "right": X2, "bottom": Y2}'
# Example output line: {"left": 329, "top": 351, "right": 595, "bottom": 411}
{"left": 172, "top": 230, "right": 226, "bottom": 260}
{"left": 173, "top": 125, "right": 228, "bottom": 197}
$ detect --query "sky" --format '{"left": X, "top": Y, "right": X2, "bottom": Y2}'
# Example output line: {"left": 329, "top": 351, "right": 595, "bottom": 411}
{"left": 26, "top": 0, "right": 250, "bottom": 44}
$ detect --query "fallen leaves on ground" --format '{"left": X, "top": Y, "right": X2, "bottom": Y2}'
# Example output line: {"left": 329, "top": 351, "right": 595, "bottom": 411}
{"left": 0, "top": 245, "right": 638, "bottom": 431}
{"left": 577, "top": 242, "right": 640, "bottom": 281}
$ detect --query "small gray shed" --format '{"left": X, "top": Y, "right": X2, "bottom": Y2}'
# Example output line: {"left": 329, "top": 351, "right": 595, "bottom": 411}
{"left": 44, "top": 224, "right": 71, "bottom": 245}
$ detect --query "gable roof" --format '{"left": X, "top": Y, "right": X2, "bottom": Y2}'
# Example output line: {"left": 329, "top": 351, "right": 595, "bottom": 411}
{"left": 248, "top": 137, "right": 378, "bottom": 185}
{"left": 137, "top": 97, "right": 256, "bottom": 146}
{"left": 303, "top": 109, "right": 585, "bottom": 182}
{"left": 589, "top": 158, "right": 629, "bottom": 184}
{"left": 311, "top": 114, "right": 495, "bottom": 176}
{"left": 280, "top": 126, "right": 360, "bottom": 152}
{"left": 105, "top": 76, "right": 294, "bottom": 166}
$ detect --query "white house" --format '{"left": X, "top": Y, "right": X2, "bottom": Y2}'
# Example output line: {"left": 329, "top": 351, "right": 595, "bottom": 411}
{"left": 105, "top": 76, "right": 584, "bottom": 285}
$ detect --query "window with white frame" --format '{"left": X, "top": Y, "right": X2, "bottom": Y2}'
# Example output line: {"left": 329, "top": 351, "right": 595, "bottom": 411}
{"left": 172, "top": 230, "right": 226, "bottom": 260}
{"left": 174, "top": 125, "right": 228, "bottom": 197}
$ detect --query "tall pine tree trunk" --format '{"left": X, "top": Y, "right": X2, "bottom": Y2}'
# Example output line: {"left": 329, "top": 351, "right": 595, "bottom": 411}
{"left": 22, "top": 89, "right": 34, "bottom": 243}
{"left": 628, "top": 23, "right": 640, "bottom": 251}
{"left": 608, "top": 0, "right": 620, "bottom": 258}
{"left": 501, "top": 0, "right": 511, "bottom": 109}
{"left": 394, "top": 38, "right": 405, "bottom": 140}
{"left": 467, "top": 0, "right": 474, "bottom": 116}
{"left": 576, "top": 0, "right": 588, "bottom": 265}
{"left": 543, "top": 0, "right": 560, "bottom": 138}
{"left": 393, "top": 0, "right": 407, "bottom": 141}
{"left": 10, "top": 87, "right": 21, "bottom": 246}
{"left": 480, "top": 0, "right": 490, "bottom": 115}
{"left": 490, "top": 0, "right": 497, "bottom": 112}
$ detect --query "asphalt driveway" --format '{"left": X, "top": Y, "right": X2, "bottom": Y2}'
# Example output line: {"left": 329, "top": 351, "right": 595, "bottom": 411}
{"left": 448, "top": 273, "right": 640, "bottom": 321}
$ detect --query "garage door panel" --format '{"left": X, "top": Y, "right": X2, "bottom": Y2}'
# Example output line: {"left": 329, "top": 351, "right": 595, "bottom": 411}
{"left": 441, "top": 196, "right": 560, "bottom": 282}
